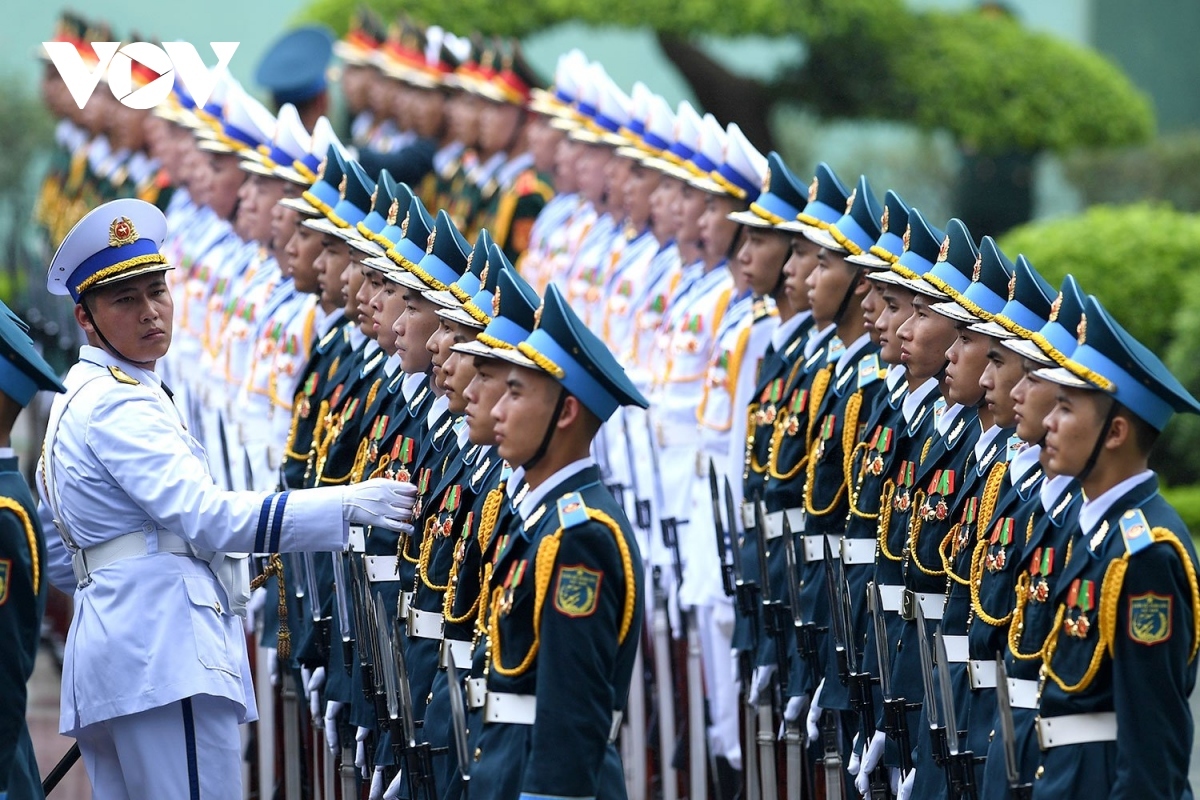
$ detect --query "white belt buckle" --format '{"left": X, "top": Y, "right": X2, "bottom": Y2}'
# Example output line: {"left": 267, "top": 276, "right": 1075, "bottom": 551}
{"left": 803, "top": 534, "right": 839, "bottom": 562}
{"left": 878, "top": 584, "right": 904, "bottom": 613}
{"left": 365, "top": 555, "right": 399, "bottom": 583}
{"left": 398, "top": 591, "right": 412, "bottom": 619}
{"left": 407, "top": 608, "right": 444, "bottom": 640}
{"left": 484, "top": 692, "right": 537, "bottom": 725}
{"left": 1007, "top": 677, "right": 1039, "bottom": 709}
{"left": 347, "top": 525, "right": 366, "bottom": 553}
{"left": 466, "top": 677, "right": 487, "bottom": 709}
{"left": 740, "top": 503, "right": 755, "bottom": 531}
{"left": 440, "top": 638, "right": 473, "bottom": 670}
{"left": 840, "top": 538, "right": 875, "bottom": 565}
{"left": 1036, "top": 712, "right": 1118, "bottom": 750}
{"left": 941, "top": 635, "right": 969, "bottom": 663}
{"left": 968, "top": 659, "right": 997, "bottom": 689}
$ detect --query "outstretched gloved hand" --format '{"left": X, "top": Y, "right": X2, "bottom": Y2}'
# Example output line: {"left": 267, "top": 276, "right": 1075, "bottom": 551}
{"left": 343, "top": 477, "right": 419, "bottom": 531}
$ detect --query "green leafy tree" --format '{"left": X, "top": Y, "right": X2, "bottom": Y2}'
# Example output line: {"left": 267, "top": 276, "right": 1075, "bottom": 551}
{"left": 1000, "top": 203, "right": 1200, "bottom": 484}
{"left": 301, "top": 0, "right": 1153, "bottom": 232}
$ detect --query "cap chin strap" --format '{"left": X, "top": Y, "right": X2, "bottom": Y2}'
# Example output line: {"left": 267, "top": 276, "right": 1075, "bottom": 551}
{"left": 80, "top": 296, "right": 156, "bottom": 368}
{"left": 1077, "top": 396, "right": 1120, "bottom": 484}
{"left": 831, "top": 266, "right": 865, "bottom": 326}
{"left": 521, "top": 386, "right": 568, "bottom": 472}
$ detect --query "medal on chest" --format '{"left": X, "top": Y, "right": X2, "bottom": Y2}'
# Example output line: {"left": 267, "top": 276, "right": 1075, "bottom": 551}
{"left": 498, "top": 559, "right": 528, "bottom": 617}
{"left": 985, "top": 517, "right": 1014, "bottom": 572}
{"left": 893, "top": 461, "right": 916, "bottom": 512}
{"left": 387, "top": 437, "right": 415, "bottom": 482}
{"left": 783, "top": 388, "right": 808, "bottom": 436}
{"left": 866, "top": 425, "right": 893, "bottom": 476}
{"left": 1063, "top": 578, "right": 1095, "bottom": 638}
{"left": 953, "top": 496, "right": 979, "bottom": 558}
{"left": 814, "top": 414, "right": 837, "bottom": 461}
{"left": 1027, "top": 546, "right": 1054, "bottom": 603}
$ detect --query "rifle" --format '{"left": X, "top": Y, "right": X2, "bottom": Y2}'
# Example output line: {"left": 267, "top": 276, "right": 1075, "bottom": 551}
{"left": 708, "top": 459, "right": 735, "bottom": 597}
{"left": 392, "top": 616, "right": 440, "bottom": 800}
{"left": 934, "top": 627, "right": 979, "bottom": 800}
{"left": 752, "top": 498, "right": 786, "bottom": 800}
{"left": 303, "top": 551, "right": 330, "bottom": 663}
{"left": 446, "top": 657, "right": 472, "bottom": 800}
{"left": 216, "top": 412, "right": 235, "bottom": 491}
{"left": 780, "top": 521, "right": 812, "bottom": 800}
{"left": 994, "top": 657, "right": 1031, "bottom": 800}
{"left": 725, "top": 480, "right": 761, "bottom": 800}
{"left": 871, "top": 581, "right": 915, "bottom": 777}
{"left": 332, "top": 551, "right": 355, "bottom": 673}
{"left": 915, "top": 602, "right": 952, "bottom": 798}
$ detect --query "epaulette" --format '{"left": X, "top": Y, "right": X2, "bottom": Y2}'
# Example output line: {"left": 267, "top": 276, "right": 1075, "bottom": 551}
{"left": 857, "top": 354, "right": 883, "bottom": 389}
{"left": 557, "top": 492, "right": 590, "bottom": 530}
{"left": 108, "top": 365, "right": 139, "bottom": 385}
{"left": 1119, "top": 508, "right": 1153, "bottom": 556}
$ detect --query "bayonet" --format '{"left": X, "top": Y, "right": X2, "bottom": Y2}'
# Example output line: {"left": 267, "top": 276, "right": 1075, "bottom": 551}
{"left": 935, "top": 627, "right": 978, "bottom": 800}
{"left": 394, "top": 617, "right": 439, "bottom": 800}
{"left": 446, "top": 658, "right": 471, "bottom": 800}
{"left": 995, "top": 657, "right": 1031, "bottom": 800}
{"left": 709, "top": 459, "right": 734, "bottom": 597}
{"left": 303, "top": 551, "right": 330, "bottom": 661}
{"left": 823, "top": 537, "right": 849, "bottom": 682}
{"left": 332, "top": 552, "right": 354, "bottom": 670}
{"left": 872, "top": 582, "right": 914, "bottom": 775}
{"left": 723, "top": 478, "right": 747, "bottom": 596}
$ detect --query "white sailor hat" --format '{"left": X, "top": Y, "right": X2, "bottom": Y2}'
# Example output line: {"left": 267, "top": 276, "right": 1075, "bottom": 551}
{"left": 242, "top": 103, "right": 311, "bottom": 180}
{"left": 48, "top": 198, "right": 171, "bottom": 302}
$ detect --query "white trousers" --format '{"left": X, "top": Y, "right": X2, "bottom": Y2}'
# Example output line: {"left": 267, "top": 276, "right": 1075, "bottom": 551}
{"left": 76, "top": 694, "right": 243, "bottom": 800}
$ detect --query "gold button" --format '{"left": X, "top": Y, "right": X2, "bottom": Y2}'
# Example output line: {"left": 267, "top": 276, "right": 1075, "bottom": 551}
{"left": 215, "top": 601, "right": 222, "bottom": 614}
{"left": 1036, "top": 766, "right": 1044, "bottom": 780}
{"left": 427, "top": 692, "right": 434, "bottom": 704}
{"left": 474, "top": 747, "right": 482, "bottom": 762}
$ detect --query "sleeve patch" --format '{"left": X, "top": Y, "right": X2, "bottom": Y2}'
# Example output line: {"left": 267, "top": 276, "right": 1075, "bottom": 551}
{"left": 0, "top": 558, "right": 9, "bottom": 604}
{"left": 553, "top": 564, "right": 602, "bottom": 618}
{"left": 556, "top": 492, "right": 589, "bottom": 530}
{"left": 1129, "top": 592, "right": 1172, "bottom": 645}
{"left": 1120, "top": 508, "right": 1152, "bottom": 555}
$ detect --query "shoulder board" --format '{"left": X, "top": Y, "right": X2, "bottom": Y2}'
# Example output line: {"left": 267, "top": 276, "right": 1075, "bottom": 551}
{"left": 557, "top": 492, "right": 590, "bottom": 531}
{"left": 857, "top": 354, "right": 882, "bottom": 389}
{"left": 1120, "top": 508, "right": 1153, "bottom": 556}
{"left": 108, "top": 365, "right": 140, "bottom": 385}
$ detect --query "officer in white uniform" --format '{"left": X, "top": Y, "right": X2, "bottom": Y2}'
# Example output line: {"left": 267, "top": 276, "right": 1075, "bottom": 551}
{"left": 38, "top": 198, "right": 420, "bottom": 800}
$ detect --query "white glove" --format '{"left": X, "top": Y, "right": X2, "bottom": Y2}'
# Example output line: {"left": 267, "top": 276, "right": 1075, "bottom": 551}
{"left": 855, "top": 730, "right": 887, "bottom": 796}
{"left": 731, "top": 649, "right": 742, "bottom": 693}
{"left": 307, "top": 666, "right": 326, "bottom": 721}
{"left": 847, "top": 733, "right": 861, "bottom": 776}
{"left": 748, "top": 665, "right": 775, "bottom": 707}
{"left": 343, "top": 478, "right": 419, "bottom": 530}
{"left": 323, "top": 700, "right": 344, "bottom": 752}
{"left": 267, "top": 647, "right": 279, "bottom": 688}
{"left": 780, "top": 693, "right": 809, "bottom": 738}
{"left": 712, "top": 598, "right": 735, "bottom": 638}
{"left": 897, "top": 767, "right": 915, "bottom": 800}
{"left": 807, "top": 678, "right": 825, "bottom": 741}
{"left": 383, "top": 767, "right": 405, "bottom": 799}
{"left": 355, "top": 726, "right": 370, "bottom": 779}
{"left": 891, "top": 767, "right": 901, "bottom": 796}
{"left": 247, "top": 586, "right": 268, "bottom": 623}
{"left": 369, "top": 766, "right": 385, "bottom": 800}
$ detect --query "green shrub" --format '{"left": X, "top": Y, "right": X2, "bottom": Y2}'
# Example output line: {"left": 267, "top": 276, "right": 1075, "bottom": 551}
{"left": 1063, "top": 131, "right": 1200, "bottom": 213}
{"left": 1161, "top": 485, "right": 1200, "bottom": 538}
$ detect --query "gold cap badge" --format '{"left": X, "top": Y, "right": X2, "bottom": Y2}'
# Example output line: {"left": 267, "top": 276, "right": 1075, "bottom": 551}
{"left": 425, "top": 225, "right": 438, "bottom": 255}
{"left": 492, "top": 285, "right": 502, "bottom": 317}
{"left": 1077, "top": 313, "right": 1087, "bottom": 345}
{"left": 108, "top": 216, "right": 137, "bottom": 247}
{"left": 1007, "top": 271, "right": 1017, "bottom": 301}
{"left": 844, "top": 187, "right": 857, "bottom": 214}
{"left": 880, "top": 205, "right": 889, "bottom": 230}
{"left": 901, "top": 224, "right": 911, "bottom": 253}
{"left": 936, "top": 235, "right": 950, "bottom": 263}
{"left": 337, "top": 175, "right": 347, "bottom": 200}
{"left": 807, "top": 176, "right": 818, "bottom": 202}
{"left": 971, "top": 252, "right": 982, "bottom": 282}
{"left": 386, "top": 199, "right": 400, "bottom": 226}
{"left": 1049, "top": 292, "right": 1063, "bottom": 322}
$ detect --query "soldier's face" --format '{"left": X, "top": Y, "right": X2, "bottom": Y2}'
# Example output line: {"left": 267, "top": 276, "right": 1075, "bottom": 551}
{"left": 314, "top": 236, "right": 351, "bottom": 310}
{"left": 464, "top": 357, "right": 506, "bottom": 444}
{"left": 606, "top": 156, "right": 632, "bottom": 216}
{"left": 287, "top": 221, "right": 324, "bottom": 295}
{"left": 576, "top": 145, "right": 611, "bottom": 206}
{"left": 876, "top": 285, "right": 914, "bottom": 365}
{"left": 206, "top": 152, "right": 245, "bottom": 221}
{"left": 698, "top": 194, "right": 739, "bottom": 267}
{"left": 492, "top": 366, "right": 561, "bottom": 467}
{"left": 427, "top": 320, "right": 455, "bottom": 391}
{"left": 675, "top": 183, "right": 705, "bottom": 253}
{"left": 554, "top": 138, "right": 582, "bottom": 195}
{"left": 736, "top": 227, "right": 790, "bottom": 297}
{"left": 479, "top": 101, "right": 522, "bottom": 156}
{"left": 272, "top": 188, "right": 302, "bottom": 258}
{"left": 528, "top": 117, "right": 563, "bottom": 175}
{"left": 446, "top": 93, "right": 481, "bottom": 148}
{"left": 360, "top": 268, "right": 386, "bottom": 339}
{"left": 980, "top": 337, "right": 1024, "bottom": 427}
{"left": 393, "top": 289, "right": 438, "bottom": 375}
{"left": 409, "top": 87, "right": 446, "bottom": 139}
{"left": 783, "top": 236, "right": 819, "bottom": 315}
{"left": 76, "top": 272, "right": 173, "bottom": 366}
{"left": 347, "top": 258, "right": 373, "bottom": 335}
{"left": 1012, "top": 359, "right": 1057, "bottom": 447}
{"left": 943, "top": 322, "right": 988, "bottom": 407}
{"left": 897, "top": 294, "right": 956, "bottom": 383}
{"left": 807, "top": 248, "right": 862, "bottom": 326}
{"left": 341, "top": 65, "right": 372, "bottom": 110}
{"left": 648, "top": 175, "right": 678, "bottom": 243}
{"left": 862, "top": 282, "right": 885, "bottom": 343}
{"left": 440, "top": 324, "right": 480, "bottom": 414}
{"left": 1042, "top": 386, "right": 1111, "bottom": 478}
{"left": 371, "top": 277, "right": 406, "bottom": 354}
{"left": 623, "top": 161, "right": 659, "bottom": 231}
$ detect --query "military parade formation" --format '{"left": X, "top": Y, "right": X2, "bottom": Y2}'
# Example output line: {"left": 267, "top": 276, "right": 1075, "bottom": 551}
{"left": 3, "top": 7, "right": 1200, "bottom": 800}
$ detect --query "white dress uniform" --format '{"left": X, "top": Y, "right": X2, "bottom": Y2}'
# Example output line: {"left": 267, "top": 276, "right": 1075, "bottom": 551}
{"left": 38, "top": 198, "right": 416, "bottom": 800}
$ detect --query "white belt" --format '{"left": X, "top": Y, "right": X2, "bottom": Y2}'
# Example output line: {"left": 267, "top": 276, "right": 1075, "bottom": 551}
{"left": 901, "top": 589, "right": 945, "bottom": 621}
{"left": 72, "top": 528, "right": 193, "bottom": 585}
{"left": 942, "top": 635, "right": 969, "bottom": 663}
{"left": 1036, "top": 712, "right": 1117, "bottom": 749}
{"left": 398, "top": 591, "right": 412, "bottom": 620}
{"left": 968, "top": 659, "right": 997, "bottom": 688}
{"left": 802, "top": 534, "right": 841, "bottom": 562}
{"left": 484, "top": 691, "right": 537, "bottom": 725}
{"left": 1008, "top": 677, "right": 1039, "bottom": 709}
{"left": 741, "top": 505, "right": 806, "bottom": 537}
{"left": 348, "top": 525, "right": 366, "bottom": 553}
{"left": 440, "top": 638, "right": 473, "bottom": 670}
{"left": 466, "top": 677, "right": 487, "bottom": 709}
{"left": 407, "top": 608, "right": 444, "bottom": 640}
{"left": 365, "top": 555, "right": 400, "bottom": 583}
{"left": 878, "top": 584, "right": 905, "bottom": 613}
{"left": 840, "top": 538, "right": 876, "bottom": 565}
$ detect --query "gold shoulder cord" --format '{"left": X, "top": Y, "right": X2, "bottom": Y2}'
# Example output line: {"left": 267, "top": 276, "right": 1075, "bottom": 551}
{"left": 745, "top": 405, "right": 767, "bottom": 479}
{"left": 968, "top": 462, "right": 1013, "bottom": 625}
{"left": 1042, "top": 527, "right": 1200, "bottom": 694}
{"left": 906, "top": 489, "right": 944, "bottom": 576}
{"left": 445, "top": 486, "right": 507, "bottom": 624}
{"left": 877, "top": 480, "right": 901, "bottom": 561}
{"left": 249, "top": 554, "right": 290, "bottom": 659}
{"left": 847, "top": 441, "right": 878, "bottom": 520}
{"left": 0, "top": 498, "right": 39, "bottom": 595}
{"left": 489, "top": 509, "right": 637, "bottom": 678}
{"left": 940, "top": 525, "right": 969, "bottom": 586}
{"left": 282, "top": 396, "right": 309, "bottom": 461}
{"left": 419, "top": 514, "right": 450, "bottom": 592}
